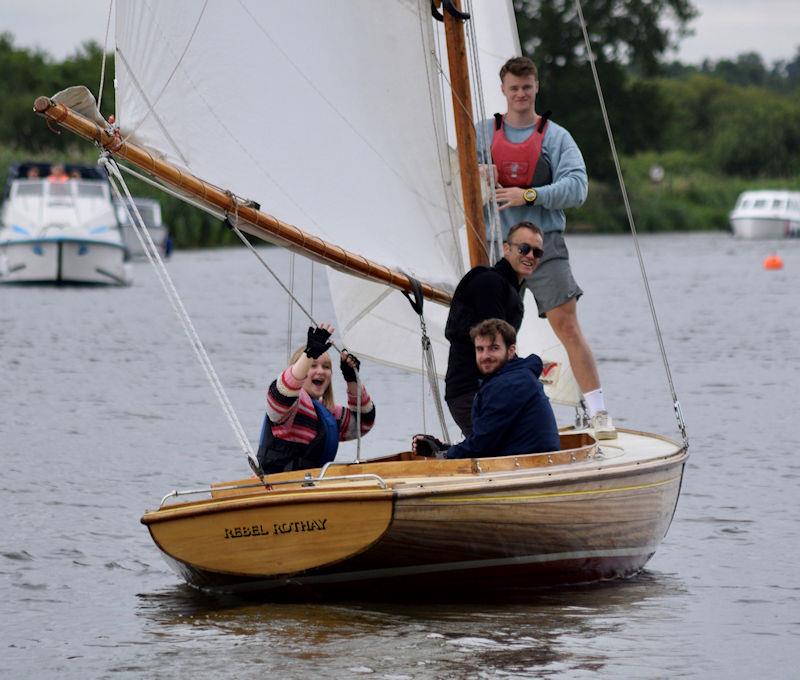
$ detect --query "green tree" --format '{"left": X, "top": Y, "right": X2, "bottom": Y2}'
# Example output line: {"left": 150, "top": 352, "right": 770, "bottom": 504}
{"left": 0, "top": 33, "right": 113, "bottom": 151}
{"left": 513, "top": 0, "right": 697, "bottom": 179}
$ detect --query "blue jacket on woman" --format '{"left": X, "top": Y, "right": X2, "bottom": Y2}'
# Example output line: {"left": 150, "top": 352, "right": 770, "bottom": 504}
{"left": 446, "top": 354, "right": 559, "bottom": 459}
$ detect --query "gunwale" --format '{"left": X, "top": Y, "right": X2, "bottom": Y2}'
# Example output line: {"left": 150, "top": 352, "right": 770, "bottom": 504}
{"left": 141, "top": 429, "right": 686, "bottom": 523}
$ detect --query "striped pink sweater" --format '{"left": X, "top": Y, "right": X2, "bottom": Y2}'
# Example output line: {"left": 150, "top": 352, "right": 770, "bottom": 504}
{"left": 266, "top": 366, "right": 375, "bottom": 445}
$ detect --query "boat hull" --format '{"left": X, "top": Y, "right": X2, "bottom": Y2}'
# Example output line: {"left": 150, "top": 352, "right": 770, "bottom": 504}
{"left": 142, "top": 430, "right": 687, "bottom": 595}
{"left": 121, "top": 224, "right": 170, "bottom": 259}
{"left": 0, "top": 239, "right": 130, "bottom": 285}
{"left": 730, "top": 216, "right": 799, "bottom": 239}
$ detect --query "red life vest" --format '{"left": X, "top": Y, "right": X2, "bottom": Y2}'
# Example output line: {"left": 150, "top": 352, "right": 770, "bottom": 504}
{"left": 490, "top": 113, "right": 550, "bottom": 188}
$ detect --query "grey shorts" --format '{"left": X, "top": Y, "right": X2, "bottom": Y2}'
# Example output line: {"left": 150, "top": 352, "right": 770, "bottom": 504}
{"left": 526, "top": 231, "right": 583, "bottom": 318}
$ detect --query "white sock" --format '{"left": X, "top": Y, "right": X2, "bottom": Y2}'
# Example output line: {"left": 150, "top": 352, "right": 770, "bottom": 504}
{"left": 583, "top": 388, "right": 606, "bottom": 418}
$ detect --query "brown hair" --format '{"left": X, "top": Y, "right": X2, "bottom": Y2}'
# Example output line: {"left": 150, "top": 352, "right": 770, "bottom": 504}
{"left": 469, "top": 318, "right": 517, "bottom": 348}
{"left": 288, "top": 345, "right": 335, "bottom": 410}
{"left": 506, "top": 221, "right": 543, "bottom": 243}
{"left": 499, "top": 56, "right": 538, "bottom": 82}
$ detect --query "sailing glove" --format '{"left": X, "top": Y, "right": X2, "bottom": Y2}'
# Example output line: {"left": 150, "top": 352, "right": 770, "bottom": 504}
{"left": 413, "top": 434, "right": 450, "bottom": 458}
{"left": 340, "top": 352, "right": 361, "bottom": 383}
{"left": 305, "top": 325, "right": 332, "bottom": 359}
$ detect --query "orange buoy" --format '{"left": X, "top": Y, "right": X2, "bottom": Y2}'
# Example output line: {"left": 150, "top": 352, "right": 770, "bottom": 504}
{"left": 763, "top": 253, "right": 784, "bottom": 270}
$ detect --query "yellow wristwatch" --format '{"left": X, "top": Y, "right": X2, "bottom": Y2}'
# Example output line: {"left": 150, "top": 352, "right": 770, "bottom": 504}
{"left": 523, "top": 188, "right": 537, "bottom": 205}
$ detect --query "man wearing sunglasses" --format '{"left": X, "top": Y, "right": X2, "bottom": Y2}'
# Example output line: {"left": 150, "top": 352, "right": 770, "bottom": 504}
{"left": 444, "top": 221, "right": 545, "bottom": 435}
{"left": 475, "top": 56, "right": 616, "bottom": 440}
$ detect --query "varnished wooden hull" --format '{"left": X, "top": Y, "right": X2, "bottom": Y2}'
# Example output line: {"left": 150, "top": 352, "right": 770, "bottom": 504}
{"left": 142, "top": 430, "right": 687, "bottom": 594}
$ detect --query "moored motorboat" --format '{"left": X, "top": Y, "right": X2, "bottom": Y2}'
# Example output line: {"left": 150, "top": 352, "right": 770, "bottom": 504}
{"left": 114, "top": 196, "right": 172, "bottom": 259}
{"left": 0, "top": 162, "right": 131, "bottom": 285}
{"left": 729, "top": 190, "right": 800, "bottom": 239}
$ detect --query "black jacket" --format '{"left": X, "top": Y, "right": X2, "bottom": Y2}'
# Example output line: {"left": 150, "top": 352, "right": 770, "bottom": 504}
{"left": 444, "top": 258, "right": 524, "bottom": 400}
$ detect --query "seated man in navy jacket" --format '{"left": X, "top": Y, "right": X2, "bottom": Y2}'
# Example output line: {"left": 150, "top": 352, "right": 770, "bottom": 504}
{"left": 414, "top": 318, "right": 559, "bottom": 459}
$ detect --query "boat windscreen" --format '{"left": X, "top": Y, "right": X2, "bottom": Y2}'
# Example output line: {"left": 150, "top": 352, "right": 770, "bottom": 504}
{"left": 14, "top": 181, "right": 44, "bottom": 197}
{"left": 47, "top": 183, "right": 72, "bottom": 198}
{"left": 76, "top": 183, "right": 106, "bottom": 199}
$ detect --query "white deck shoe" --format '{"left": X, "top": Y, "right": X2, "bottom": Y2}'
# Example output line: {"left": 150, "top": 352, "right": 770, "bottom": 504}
{"left": 591, "top": 410, "right": 618, "bottom": 440}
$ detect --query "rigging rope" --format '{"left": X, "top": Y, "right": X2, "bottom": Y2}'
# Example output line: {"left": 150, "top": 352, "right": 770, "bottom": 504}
{"left": 421, "top": 9, "right": 467, "bottom": 275}
{"left": 574, "top": 0, "right": 688, "bottom": 446}
{"left": 224, "top": 203, "right": 365, "bottom": 462}
{"left": 119, "top": 0, "right": 210, "bottom": 149}
{"left": 429, "top": 38, "right": 491, "bottom": 262}
{"left": 100, "top": 155, "right": 259, "bottom": 465}
{"left": 463, "top": 0, "right": 504, "bottom": 263}
{"left": 96, "top": 0, "right": 114, "bottom": 112}
{"left": 286, "top": 252, "right": 296, "bottom": 365}
{"left": 402, "top": 277, "right": 450, "bottom": 443}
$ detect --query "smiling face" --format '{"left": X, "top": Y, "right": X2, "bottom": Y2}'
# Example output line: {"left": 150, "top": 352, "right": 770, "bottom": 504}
{"left": 303, "top": 353, "right": 332, "bottom": 400}
{"left": 501, "top": 73, "right": 538, "bottom": 117}
{"left": 474, "top": 333, "right": 515, "bottom": 376}
{"left": 502, "top": 226, "right": 544, "bottom": 281}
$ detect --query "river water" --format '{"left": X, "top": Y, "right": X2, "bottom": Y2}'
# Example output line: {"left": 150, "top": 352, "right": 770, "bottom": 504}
{"left": 2, "top": 232, "right": 798, "bottom": 679}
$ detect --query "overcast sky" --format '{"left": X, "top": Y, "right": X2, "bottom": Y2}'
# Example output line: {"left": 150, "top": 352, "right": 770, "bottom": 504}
{"left": 2, "top": 0, "right": 799, "bottom": 65}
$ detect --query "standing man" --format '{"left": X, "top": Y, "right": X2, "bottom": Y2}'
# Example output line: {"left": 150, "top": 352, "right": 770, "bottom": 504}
{"left": 445, "top": 221, "right": 544, "bottom": 436}
{"left": 477, "top": 56, "right": 615, "bottom": 439}
{"left": 416, "top": 318, "right": 559, "bottom": 459}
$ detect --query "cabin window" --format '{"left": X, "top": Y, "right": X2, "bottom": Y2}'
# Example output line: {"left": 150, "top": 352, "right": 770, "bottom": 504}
{"left": 76, "top": 183, "right": 106, "bottom": 199}
{"left": 771, "top": 199, "right": 784, "bottom": 210}
{"left": 753, "top": 199, "right": 768, "bottom": 208}
{"left": 14, "top": 182, "right": 44, "bottom": 197}
{"left": 47, "top": 183, "right": 72, "bottom": 198}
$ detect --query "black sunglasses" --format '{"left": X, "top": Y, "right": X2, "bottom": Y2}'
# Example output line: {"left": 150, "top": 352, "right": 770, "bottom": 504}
{"left": 508, "top": 242, "right": 544, "bottom": 259}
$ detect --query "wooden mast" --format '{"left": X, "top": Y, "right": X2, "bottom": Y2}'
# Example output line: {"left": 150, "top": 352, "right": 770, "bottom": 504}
{"left": 441, "top": 0, "right": 489, "bottom": 268}
{"left": 32, "top": 96, "right": 453, "bottom": 306}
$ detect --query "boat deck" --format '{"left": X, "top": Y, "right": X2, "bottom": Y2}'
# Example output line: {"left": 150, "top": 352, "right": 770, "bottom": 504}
{"left": 145, "top": 428, "right": 685, "bottom": 516}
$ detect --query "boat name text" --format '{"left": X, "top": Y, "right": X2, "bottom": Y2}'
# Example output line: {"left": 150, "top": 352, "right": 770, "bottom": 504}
{"left": 273, "top": 519, "right": 328, "bottom": 535}
{"left": 223, "top": 518, "right": 328, "bottom": 539}
{"left": 224, "top": 524, "right": 269, "bottom": 539}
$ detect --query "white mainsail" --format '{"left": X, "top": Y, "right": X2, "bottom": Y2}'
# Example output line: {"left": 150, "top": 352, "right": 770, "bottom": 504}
{"left": 113, "top": 0, "right": 580, "bottom": 406}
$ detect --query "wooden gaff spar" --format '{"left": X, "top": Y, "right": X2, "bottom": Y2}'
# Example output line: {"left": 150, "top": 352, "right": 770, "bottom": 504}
{"left": 32, "top": 96, "right": 453, "bottom": 307}
{"left": 32, "top": 0, "right": 688, "bottom": 595}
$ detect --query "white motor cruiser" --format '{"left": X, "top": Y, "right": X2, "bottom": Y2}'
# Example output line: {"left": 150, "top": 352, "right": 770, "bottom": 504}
{"left": 115, "top": 196, "right": 172, "bottom": 259}
{"left": 0, "top": 163, "right": 131, "bottom": 285}
{"left": 729, "top": 190, "right": 800, "bottom": 239}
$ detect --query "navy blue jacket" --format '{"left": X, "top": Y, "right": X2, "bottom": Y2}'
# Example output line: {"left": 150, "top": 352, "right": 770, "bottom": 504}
{"left": 446, "top": 354, "right": 560, "bottom": 459}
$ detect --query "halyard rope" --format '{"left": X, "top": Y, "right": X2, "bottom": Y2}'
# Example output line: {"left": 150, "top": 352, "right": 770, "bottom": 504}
{"left": 464, "top": 0, "right": 504, "bottom": 262}
{"left": 574, "top": 0, "right": 688, "bottom": 445}
{"left": 96, "top": 0, "right": 113, "bottom": 112}
{"left": 224, "top": 203, "right": 365, "bottom": 462}
{"left": 101, "top": 155, "right": 258, "bottom": 464}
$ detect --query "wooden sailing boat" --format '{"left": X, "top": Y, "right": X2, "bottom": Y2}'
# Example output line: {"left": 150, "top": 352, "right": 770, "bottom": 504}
{"left": 34, "top": 0, "right": 687, "bottom": 594}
